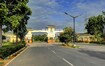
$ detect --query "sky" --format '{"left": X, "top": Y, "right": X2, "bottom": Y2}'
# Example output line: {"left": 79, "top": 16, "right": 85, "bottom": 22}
{"left": 27, "top": 0, "right": 105, "bottom": 33}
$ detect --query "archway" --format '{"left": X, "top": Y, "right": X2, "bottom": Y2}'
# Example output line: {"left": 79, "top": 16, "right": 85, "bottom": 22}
{"left": 25, "top": 25, "right": 63, "bottom": 44}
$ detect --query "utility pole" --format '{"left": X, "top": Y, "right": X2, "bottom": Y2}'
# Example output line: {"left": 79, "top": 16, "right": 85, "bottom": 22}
{"left": 65, "top": 12, "right": 80, "bottom": 43}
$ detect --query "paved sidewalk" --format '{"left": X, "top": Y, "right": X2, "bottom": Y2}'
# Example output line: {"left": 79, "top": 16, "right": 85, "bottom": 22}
{"left": 76, "top": 43, "right": 105, "bottom": 51}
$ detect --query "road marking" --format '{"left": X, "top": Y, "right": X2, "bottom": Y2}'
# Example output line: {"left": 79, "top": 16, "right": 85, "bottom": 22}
{"left": 48, "top": 47, "right": 73, "bottom": 66}
{"left": 52, "top": 50, "right": 56, "bottom": 54}
{"left": 62, "top": 58, "right": 74, "bottom": 66}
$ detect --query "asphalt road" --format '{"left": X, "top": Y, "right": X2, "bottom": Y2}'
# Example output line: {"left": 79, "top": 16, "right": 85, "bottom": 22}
{"left": 7, "top": 43, "right": 105, "bottom": 66}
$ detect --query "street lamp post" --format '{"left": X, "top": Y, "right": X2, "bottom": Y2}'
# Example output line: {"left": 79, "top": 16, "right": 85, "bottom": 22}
{"left": 65, "top": 12, "right": 80, "bottom": 43}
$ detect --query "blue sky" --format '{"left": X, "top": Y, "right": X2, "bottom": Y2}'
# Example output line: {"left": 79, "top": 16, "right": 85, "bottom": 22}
{"left": 27, "top": 0, "right": 105, "bottom": 33}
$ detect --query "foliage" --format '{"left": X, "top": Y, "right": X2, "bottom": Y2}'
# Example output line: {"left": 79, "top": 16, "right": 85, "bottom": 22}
{"left": 0, "top": 2, "right": 8, "bottom": 22}
{"left": 58, "top": 27, "right": 73, "bottom": 44}
{"left": 85, "top": 13, "right": 105, "bottom": 42}
{"left": 2, "top": 42, "right": 12, "bottom": 46}
{"left": 6, "top": 0, "right": 32, "bottom": 43}
{"left": 0, "top": 43, "right": 25, "bottom": 59}
{"left": 0, "top": 1, "right": 8, "bottom": 47}
{"left": 2, "top": 35, "right": 6, "bottom": 40}
{"left": 32, "top": 34, "right": 48, "bottom": 42}
{"left": 0, "top": 0, "right": 32, "bottom": 46}
{"left": 7, "top": 15, "right": 21, "bottom": 28}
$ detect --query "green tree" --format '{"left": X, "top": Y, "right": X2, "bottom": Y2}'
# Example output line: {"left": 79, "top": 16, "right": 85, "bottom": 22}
{"left": 0, "top": 1, "right": 8, "bottom": 47}
{"left": 5, "top": 0, "right": 31, "bottom": 43}
{"left": 33, "top": 34, "right": 47, "bottom": 42}
{"left": 85, "top": 14, "right": 105, "bottom": 42}
{"left": 0, "top": 0, "right": 32, "bottom": 47}
{"left": 2, "top": 35, "right": 6, "bottom": 40}
{"left": 58, "top": 27, "right": 73, "bottom": 44}
{"left": 12, "top": 1, "right": 32, "bottom": 43}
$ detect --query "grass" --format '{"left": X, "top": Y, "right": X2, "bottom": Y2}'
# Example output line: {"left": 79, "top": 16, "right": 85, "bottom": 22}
{"left": 0, "top": 61, "right": 4, "bottom": 64}
{"left": 2, "top": 42, "right": 13, "bottom": 47}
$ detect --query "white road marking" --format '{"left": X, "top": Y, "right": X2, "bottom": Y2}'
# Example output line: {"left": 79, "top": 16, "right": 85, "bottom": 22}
{"left": 62, "top": 58, "right": 74, "bottom": 66}
{"left": 48, "top": 46, "right": 73, "bottom": 66}
{"left": 52, "top": 50, "right": 56, "bottom": 54}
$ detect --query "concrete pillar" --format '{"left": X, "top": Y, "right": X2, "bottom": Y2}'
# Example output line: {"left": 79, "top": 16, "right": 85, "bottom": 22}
{"left": 25, "top": 31, "right": 32, "bottom": 44}
{"left": 47, "top": 25, "right": 56, "bottom": 43}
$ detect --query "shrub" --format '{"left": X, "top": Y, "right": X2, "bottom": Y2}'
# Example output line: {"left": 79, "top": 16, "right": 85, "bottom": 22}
{"left": 0, "top": 44, "right": 25, "bottom": 59}
{"left": 2, "top": 35, "right": 6, "bottom": 40}
{"left": 58, "top": 27, "right": 74, "bottom": 44}
{"left": 32, "top": 34, "right": 47, "bottom": 42}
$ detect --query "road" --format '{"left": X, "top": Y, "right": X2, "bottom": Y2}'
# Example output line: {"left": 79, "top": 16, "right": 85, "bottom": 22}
{"left": 7, "top": 43, "right": 105, "bottom": 66}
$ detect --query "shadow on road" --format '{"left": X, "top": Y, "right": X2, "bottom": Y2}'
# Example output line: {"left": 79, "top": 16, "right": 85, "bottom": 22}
{"left": 79, "top": 50, "right": 105, "bottom": 60}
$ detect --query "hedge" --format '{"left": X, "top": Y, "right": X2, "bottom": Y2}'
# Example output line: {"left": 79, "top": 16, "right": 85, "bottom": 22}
{"left": 0, "top": 44, "right": 25, "bottom": 59}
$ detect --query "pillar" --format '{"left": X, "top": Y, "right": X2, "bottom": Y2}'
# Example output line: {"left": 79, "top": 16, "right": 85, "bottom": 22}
{"left": 25, "top": 31, "right": 32, "bottom": 44}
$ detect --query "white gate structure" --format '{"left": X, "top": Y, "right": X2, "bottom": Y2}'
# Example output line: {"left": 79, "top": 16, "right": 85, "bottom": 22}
{"left": 25, "top": 25, "right": 63, "bottom": 43}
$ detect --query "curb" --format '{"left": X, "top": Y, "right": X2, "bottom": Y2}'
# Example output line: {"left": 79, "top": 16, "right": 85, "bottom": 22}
{"left": 5, "top": 46, "right": 29, "bottom": 66}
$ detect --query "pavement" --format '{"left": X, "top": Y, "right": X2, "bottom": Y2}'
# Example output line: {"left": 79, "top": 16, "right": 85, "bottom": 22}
{"left": 7, "top": 42, "right": 105, "bottom": 66}
{"left": 75, "top": 43, "right": 105, "bottom": 51}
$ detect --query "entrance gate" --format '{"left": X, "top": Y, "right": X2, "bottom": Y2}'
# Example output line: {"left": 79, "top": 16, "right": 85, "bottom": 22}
{"left": 25, "top": 25, "right": 63, "bottom": 44}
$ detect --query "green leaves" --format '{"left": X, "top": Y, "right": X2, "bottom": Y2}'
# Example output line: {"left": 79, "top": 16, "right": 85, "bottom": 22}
{"left": 85, "top": 12, "right": 105, "bottom": 42}
{"left": 58, "top": 27, "right": 73, "bottom": 44}
{"left": 0, "top": 0, "right": 32, "bottom": 45}
{"left": 10, "top": 0, "right": 32, "bottom": 42}
{"left": 0, "top": 3, "right": 8, "bottom": 22}
{"left": 8, "top": 15, "right": 22, "bottom": 28}
{"left": 33, "top": 34, "right": 47, "bottom": 42}
{"left": 64, "top": 27, "right": 73, "bottom": 33}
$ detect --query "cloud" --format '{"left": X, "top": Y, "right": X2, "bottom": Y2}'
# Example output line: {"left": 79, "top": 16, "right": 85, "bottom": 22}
{"left": 76, "top": 0, "right": 105, "bottom": 17}
{"left": 27, "top": 0, "right": 68, "bottom": 29}
{"left": 27, "top": 0, "right": 105, "bottom": 33}
{"left": 28, "top": 0, "right": 60, "bottom": 17}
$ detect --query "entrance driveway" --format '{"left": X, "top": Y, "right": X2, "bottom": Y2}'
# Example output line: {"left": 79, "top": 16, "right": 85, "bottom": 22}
{"left": 7, "top": 42, "right": 105, "bottom": 66}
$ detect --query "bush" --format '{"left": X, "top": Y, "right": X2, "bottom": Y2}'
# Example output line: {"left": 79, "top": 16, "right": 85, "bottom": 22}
{"left": 0, "top": 44, "right": 25, "bottom": 59}
{"left": 32, "top": 34, "right": 47, "bottom": 42}
{"left": 58, "top": 27, "right": 74, "bottom": 44}
{"left": 2, "top": 35, "right": 6, "bottom": 40}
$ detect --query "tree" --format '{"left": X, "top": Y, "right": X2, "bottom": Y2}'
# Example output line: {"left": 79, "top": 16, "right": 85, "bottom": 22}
{"left": 85, "top": 13, "right": 105, "bottom": 42}
{"left": 0, "top": 1, "right": 8, "bottom": 47}
{"left": 2, "top": 35, "right": 6, "bottom": 40}
{"left": 0, "top": 0, "right": 32, "bottom": 47}
{"left": 14, "top": 21, "right": 28, "bottom": 42}
{"left": 33, "top": 34, "right": 47, "bottom": 42}
{"left": 5, "top": 0, "right": 32, "bottom": 43}
{"left": 58, "top": 27, "right": 73, "bottom": 44}
{"left": 12, "top": 1, "right": 32, "bottom": 43}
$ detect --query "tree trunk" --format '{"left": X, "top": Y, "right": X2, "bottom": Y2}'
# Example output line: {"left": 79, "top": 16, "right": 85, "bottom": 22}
{"left": 0, "top": 22, "right": 2, "bottom": 47}
{"left": 16, "top": 34, "right": 18, "bottom": 43}
{"left": 16, "top": 28, "right": 18, "bottom": 44}
{"left": 20, "top": 36, "right": 23, "bottom": 43}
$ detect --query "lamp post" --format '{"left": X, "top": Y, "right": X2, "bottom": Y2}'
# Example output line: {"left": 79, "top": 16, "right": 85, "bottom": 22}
{"left": 65, "top": 12, "right": 80, "bottom": 43}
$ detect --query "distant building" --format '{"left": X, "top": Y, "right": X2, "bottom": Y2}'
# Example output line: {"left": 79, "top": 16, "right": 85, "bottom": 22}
{"left": 77, "top": 33, "right": 97, "bottom": 43}
{"left": 3, "top": 32, "right": 20, "bottom": 42}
